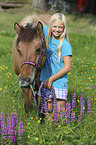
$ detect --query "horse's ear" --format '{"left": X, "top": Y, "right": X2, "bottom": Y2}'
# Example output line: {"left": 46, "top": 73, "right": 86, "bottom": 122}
{"left": 36, "top": 21, "right": 43, "bottom": 34}
{"left": 14, "top": 23, "right": 22, "bottom": 35}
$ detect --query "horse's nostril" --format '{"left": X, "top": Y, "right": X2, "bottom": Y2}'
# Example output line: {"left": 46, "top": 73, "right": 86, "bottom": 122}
{"left": 26, "top": 77, "right": 31, "bottom": 82}
{"left": 18, "top": 75, "right": 31, "bottom": 82}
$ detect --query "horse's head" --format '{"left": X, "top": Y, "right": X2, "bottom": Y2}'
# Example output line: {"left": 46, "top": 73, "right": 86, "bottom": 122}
{"left": 14, "top": 22, "right": 46, "bottom": 87}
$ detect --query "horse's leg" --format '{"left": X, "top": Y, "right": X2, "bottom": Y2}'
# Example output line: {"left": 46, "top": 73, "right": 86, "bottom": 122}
{"left": 23, "top": 88, "right": 33, "bottom": 113}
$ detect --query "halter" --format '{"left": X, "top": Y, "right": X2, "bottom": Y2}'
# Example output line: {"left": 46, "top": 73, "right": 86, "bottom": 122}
{"left": 21, "top": 39, "right": 46, "bottom": 76}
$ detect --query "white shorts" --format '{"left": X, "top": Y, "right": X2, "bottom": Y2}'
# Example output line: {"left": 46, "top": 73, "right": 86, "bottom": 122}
{"left": 38, "top": 82, "right": 68, "bottom": 100}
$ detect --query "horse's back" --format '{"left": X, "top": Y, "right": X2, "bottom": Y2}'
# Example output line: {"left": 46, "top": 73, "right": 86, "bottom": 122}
{"left": 19, "top": 14, "right": 51, "bottom": 26}
{"left": 39, "top": 14, "right": 51, "bottom": 26}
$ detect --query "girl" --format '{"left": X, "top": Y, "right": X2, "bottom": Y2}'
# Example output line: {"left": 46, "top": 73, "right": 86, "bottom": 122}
{"left": 38, "top": 13, "right": 72, "bottom": 116}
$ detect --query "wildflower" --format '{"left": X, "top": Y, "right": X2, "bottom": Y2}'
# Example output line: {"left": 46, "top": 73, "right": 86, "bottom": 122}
{"left": 53, "top": 102, "right": 59, "bottom": 122}
{"left": 58, "top": 125, "right": 61, "bottom": 128}
{"left": 87, "top": 96, "right": 92, "bottom": 115}
{"left": 7, "top": 115, "right": 12, "bottom": 135}
{"left": 39, "top": 118, "right": 42, "bottom": 120}
{"left": 77, "top": 100, "right": 80, "bottom": 103}
{"left": 65, "top": 102, "right": 71, "bottom": 123}
{"left": 35, "top": 137, "right": 38, "bottom": 141}
{"left": 93, "top": 86, "right": 95, "bottom": 89}
{"left": 38, "top": 120, "right": 40, "bottom": 123}
{"left": 71, "top": 112, "right": 75, "bottom": 122}
{"left": 11, "top": 112, "right": 18, "bottom": 143}
{"left": 31, "top": 117, "right": 33, "bottom": 120}
{"left": 18, "top": 117, "right": 23, "bottom": 140}
{"left": 0, "top": 111, "right": 7, "bottom": 140}
{"left": 93, "top": 86, "right": 95, "bottom": 91}
{"left": 72, "top": 93, "right": 76, "bottom": 109}
{"left": 78, "top": 94, "right": 85, "bottom": 122}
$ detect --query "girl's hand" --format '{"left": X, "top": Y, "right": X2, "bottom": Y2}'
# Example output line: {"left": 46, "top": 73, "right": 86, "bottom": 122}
{"left": 44, "top": 77, "right": 52, "bottom": 89}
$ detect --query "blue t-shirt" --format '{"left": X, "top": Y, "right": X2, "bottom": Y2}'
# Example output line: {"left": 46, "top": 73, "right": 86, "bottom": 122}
{"left": 40, "top": 25, "right": 72, "bottom": 89}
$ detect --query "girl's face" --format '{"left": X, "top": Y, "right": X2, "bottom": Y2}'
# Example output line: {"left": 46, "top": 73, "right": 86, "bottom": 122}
{"left": 51, "top": 21, "right": 64, "bottom": 39}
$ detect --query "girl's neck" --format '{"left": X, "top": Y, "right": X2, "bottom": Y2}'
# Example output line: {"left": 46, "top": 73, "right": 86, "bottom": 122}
{"left": 52, "top": 35, "right": 60, "bottom": 40}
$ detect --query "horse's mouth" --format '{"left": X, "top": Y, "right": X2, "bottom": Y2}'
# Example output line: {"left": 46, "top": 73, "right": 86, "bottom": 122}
{"left": 19, "top": 80, "right": 30, "bottom": 87}
{"left": 18, "top": 75, "right": 35, "bottom": 87}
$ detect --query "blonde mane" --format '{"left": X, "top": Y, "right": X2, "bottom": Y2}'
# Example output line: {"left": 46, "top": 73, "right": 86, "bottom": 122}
{"left": 20, "top": 15, "right": 39, "bottom": 27}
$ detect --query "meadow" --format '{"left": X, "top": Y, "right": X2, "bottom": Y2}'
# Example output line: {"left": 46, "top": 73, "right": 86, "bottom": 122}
{"left": 0, "top": 5, "right": 96, "bottom": 145}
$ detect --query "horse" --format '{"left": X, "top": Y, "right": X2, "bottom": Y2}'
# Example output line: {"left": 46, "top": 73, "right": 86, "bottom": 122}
{"left": 12, "top": 14, "right": 51, "bottom": 113}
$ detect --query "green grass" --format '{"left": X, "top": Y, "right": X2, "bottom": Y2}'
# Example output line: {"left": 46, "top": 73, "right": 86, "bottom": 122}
{"left": 0, "top": 5, "right": 96, "bottom": 145}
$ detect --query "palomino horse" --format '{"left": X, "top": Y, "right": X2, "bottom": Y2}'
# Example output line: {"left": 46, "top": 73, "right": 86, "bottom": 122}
{"left": 12, "top": 14, "right": 51, "bottom": 113}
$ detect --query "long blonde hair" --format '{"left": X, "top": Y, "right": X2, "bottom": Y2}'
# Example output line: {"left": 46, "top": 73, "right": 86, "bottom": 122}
{"left": 46, "top": 13, "right": 69, "bottom": 60}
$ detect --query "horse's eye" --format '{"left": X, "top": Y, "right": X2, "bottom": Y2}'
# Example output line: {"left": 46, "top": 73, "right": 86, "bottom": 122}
{"left": 17, "top": 48, "right": 21, "bottom": 54}
{"left": 36, "top": 48, "right": 40, "bottom": 54}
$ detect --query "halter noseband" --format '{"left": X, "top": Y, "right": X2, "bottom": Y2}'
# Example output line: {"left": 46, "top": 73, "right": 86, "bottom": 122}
{"left": 21, "top": 39, "right": 46, "bottom": 75}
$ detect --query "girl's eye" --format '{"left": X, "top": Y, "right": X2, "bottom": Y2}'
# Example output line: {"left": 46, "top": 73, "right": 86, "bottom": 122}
{"left": 59, "top": 26, "right": 63, "bottom": 29}
{"left": 36, "top": 48, "right": 41, "bottom": 54}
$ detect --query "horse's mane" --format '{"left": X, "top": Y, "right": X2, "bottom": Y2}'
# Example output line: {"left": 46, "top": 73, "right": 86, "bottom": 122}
{"left": 17, "top": 15, "right": 39, "bottom": 44}
{"left": 20, "top": 24, "right": 37, "bottom": 42}
{"left": 20, "top": 15, "right": 39, "bottom": 27}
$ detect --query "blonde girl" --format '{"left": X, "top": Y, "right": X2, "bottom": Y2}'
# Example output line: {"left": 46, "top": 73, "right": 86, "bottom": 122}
{"left": 38, "top": 13, "right": 72, "bottom": 116}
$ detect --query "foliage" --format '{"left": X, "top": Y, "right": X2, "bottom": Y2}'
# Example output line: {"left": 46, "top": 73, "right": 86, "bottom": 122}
{"left": 0, "top": 5, "right": 96, "bottom": 145}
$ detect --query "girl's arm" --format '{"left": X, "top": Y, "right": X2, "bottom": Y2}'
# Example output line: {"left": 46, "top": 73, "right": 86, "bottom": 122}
{"left": 44, "top": 55, "right": 71, "bottom": 88}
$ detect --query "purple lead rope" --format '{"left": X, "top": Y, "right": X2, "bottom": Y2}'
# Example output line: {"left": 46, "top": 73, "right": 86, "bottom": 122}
{"left": 30, "top": 84, "right": 56, "bottom": 113}
{"left": 40, "top": 84, "right": 56, "bottom": 113}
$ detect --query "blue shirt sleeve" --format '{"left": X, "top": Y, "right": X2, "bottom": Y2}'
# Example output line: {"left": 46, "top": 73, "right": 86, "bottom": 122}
{"left": 61, "top": 39, "right": 72, "bottom": 57}
{"left": 43, "top": 25, "right": 48, "bottom": 42}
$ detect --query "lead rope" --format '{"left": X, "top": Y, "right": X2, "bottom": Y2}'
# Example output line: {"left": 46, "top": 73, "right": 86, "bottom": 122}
{"left": 30, "top": 84, "right": 56, "bottom": 114}
{"left": 40, "top": 84, "right": 56, "bottom": 113}
{"left": 30, "top": 85, "right": 39, "bottom": 113}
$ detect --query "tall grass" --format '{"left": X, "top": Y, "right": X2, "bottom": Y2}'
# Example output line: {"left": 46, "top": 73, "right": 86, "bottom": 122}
{"left": 0, "top": 5, "right": 96, "bottom": 144}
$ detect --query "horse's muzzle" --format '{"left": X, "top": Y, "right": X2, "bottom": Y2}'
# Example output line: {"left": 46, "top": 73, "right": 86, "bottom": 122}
{"left": 18, "top": 75, "right": 34, "bottom": 87}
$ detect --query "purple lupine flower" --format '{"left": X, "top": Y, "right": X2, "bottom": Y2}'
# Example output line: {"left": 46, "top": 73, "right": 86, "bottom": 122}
{"left": 18, "top": 117, "right": 23, "bottom": 140}
{"left": 93, "top": 86, "right": 95, "bottom": 89}
{"left": 7, "top": 115, "right": 12, "bottom": 135}
{"left": 2, "top": 123, "right": 7, "bottom": 140}
{"left": 87, "top": 96, "right": 92, "bottom": 115}
{"left": 11, "top": 112, "right": 18, "bottom": 143}
{"left": 22, "top": 140, "right": 25, "bottom": 145}
{"left": 65, "top": 102, "right": 71, "bottom": 123}
{"left": 11, "top": 112, "right": 18, "bottom": 128}
{"left": 59, "top": 107, "right": 64, "bottom": 118}
{"left": 72, "top": 93, "right": 76, "bottom": 109}
{"left": 71, "top": 112, "right": 75, "bottom": 122}
{"left": 53, "top": 102, "right": 59, "bottom": 122}
{"left": 93, "top": 85, "right": 95, "bottom": 91}
{"left": 71, "top": 93, "right": 76, "bottom": 122}
{"left": 0, "top": 111, "right": 8, "bottom": 141}
{"left": 78, "top": 94, "right": 85, "bottom": 122}
{"left": 0, "top": 116, "right": 1, "bottom": 134}
{"left": 1, "top": 111, "right": 5, "bottom": 135}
